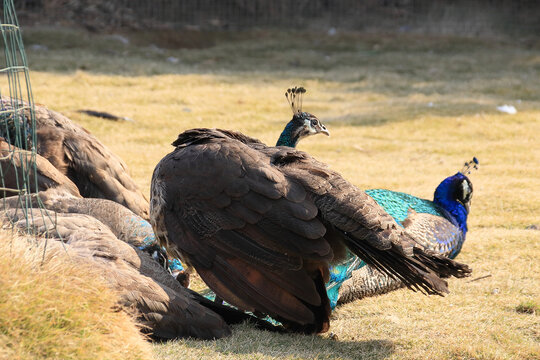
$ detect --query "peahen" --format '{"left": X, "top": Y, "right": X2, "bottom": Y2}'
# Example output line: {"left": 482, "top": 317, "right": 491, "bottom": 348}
{"left": 0, "top": 97, "right": 149, "bottom": 219}
{"left": 150, "top": 127, "right": 471, "bottom": 334}
{"left": 2, "top": 186, "right": 188, "bottom": 286}
{"left": 328, "top": 158, "right": 478, "bottom": 308}
{"left": 138, "top": 86, "right": 329, "bottom": 283}
{"left": 4, "top": 193, "right": 279, "bottom": 339}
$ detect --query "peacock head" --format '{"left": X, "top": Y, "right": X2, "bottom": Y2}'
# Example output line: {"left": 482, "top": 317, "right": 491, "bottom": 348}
{"left": 277, "top": 87, "right": 329, "bottom": 147}
{"left": 434, "top": 157, "right": 479, "bottom": 214}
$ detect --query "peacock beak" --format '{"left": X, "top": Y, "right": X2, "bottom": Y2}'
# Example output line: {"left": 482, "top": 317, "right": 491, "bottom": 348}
{"left": 458, "top": 199, "right": 470, "bottom": 214}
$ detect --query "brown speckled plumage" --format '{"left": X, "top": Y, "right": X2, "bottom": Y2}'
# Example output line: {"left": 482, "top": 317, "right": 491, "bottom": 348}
{"left": 337, "top": 265, "right": 403, "bottom": 304}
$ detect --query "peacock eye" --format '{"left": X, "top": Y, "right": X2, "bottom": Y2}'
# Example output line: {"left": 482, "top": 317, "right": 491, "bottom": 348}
{"left": 461, "top": 179, "right": 472, "bottom": 201}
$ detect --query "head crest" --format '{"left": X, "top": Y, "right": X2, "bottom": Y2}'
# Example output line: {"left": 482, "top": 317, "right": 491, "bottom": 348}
{"left": 285, "top": 86, "right": 306, "bottom": 115}
{"left": 461, "top": 157, "right": 479, "bottom": 175}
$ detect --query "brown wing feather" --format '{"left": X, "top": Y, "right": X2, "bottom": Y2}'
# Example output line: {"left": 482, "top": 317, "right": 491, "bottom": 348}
{"left": 152, "top": 129, "right": 332, "bottom": 332}
{"left": 29, "top": 189, "right": 153, "bottom": 248}
{"left": 402, "top": 209, "right": 464, "bottom": 255}
{"left": 26, "top": 100, "right": 150, "bottom": 219}
{"left": 0, "top": 138, "right": 80, "bottom": 197}
{"left": 268, "top": 146, "right": 471, "bottom": 294}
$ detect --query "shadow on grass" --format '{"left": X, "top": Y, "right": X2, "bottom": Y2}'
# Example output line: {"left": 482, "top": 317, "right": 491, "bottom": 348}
{"left": 180, "top": 324, "right": 395, "bottom": 360}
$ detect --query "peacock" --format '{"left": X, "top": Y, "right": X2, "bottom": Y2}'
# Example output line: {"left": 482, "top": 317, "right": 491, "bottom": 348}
{"left": 327, "top": 158, "right": 478, "bottom": 307}
{"left": 0, "top": 97, "right": 149, "bottom": 219}
{"left": 150, "top": 125, "right": 471, "bottom": 334}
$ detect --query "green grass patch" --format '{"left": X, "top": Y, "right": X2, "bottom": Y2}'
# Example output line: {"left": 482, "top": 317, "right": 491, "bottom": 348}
{"left": 516, "top": 301, "right": 540, "bottom": 315}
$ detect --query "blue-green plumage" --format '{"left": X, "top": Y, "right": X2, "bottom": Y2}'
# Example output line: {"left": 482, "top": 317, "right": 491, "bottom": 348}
{"left": 327, "top": 256, "right": 365, "bottom": 308}
{"left": 326, "top": 170, "right": 475, "bottom": 308}
{"left": 276, "top": 121, "right": 299, "bottom": 147}
{"left": 130, "top": 216, "right": 185, "bottom": 273}
{"left": 365, "top": 189, "right": 449, "bottom": 225}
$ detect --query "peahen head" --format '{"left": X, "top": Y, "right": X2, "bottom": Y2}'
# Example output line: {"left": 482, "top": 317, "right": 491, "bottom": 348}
{"left": 0, "top": 101, "right": 32, "bottom": 150}
{"left": 276, "top": 87, "right": 329, "bottom": 147}
{"left": 433, "top": 158, "right": 479, "bottom": 233}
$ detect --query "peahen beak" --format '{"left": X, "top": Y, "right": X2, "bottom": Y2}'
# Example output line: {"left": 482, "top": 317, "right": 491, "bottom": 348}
{"left": 317, "top": 123, "right": 330, "bottom": 136}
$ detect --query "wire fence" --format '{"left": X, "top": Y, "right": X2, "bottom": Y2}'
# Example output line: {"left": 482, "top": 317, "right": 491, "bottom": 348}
{"left": 14, "top": 0, "right": 540, "bottom": 37}
{"left": 0, "top": 0, "right": 53, "bottom": 238}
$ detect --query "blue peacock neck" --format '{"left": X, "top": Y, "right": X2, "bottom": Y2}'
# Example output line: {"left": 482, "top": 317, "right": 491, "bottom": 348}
{"left": 276, "top": 120, "right": 301, "bottom": 147}
{"left": 433, "top": 174, "right": 469, "bottom": 236}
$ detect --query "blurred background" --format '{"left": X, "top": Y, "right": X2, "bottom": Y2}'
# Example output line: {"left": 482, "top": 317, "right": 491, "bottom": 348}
{"left": 14, "top": 0, "right": 540, "bottom": 38}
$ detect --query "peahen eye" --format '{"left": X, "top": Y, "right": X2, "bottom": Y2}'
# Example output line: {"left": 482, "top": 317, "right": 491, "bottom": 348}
{"left": 311, "top": 119, "right": 319, "bottom": 126}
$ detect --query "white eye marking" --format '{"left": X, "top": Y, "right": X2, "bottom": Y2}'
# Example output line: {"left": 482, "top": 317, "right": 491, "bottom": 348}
{"left": 303, "top": 119, "right": 316, "bottom": 133}
{"left": 461, "top": 180, "right": 471, "bottom": 196}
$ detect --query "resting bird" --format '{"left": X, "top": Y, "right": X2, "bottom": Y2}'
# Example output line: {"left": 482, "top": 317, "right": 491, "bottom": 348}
{"left": 150, "top": 127, "right": 471, "bottom": 333}
{"left": 2, "top": 187, "right": 187, "bottom": 285}
{"left": 329, "top": 159, "right": 478, "bottom": 307}
{"left": 0, "top": 97, "right": 149, "bottom": 219}
{"left": 4, "top": 204, "right": 277, "bottom": 340}
{"left": 0, "top": 137, "right": 81, "bottom": 198}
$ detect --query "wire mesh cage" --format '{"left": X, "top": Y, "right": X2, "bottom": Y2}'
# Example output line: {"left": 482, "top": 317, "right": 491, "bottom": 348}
{"left": 0, "top": 0, "right": 53, "bottom": 237}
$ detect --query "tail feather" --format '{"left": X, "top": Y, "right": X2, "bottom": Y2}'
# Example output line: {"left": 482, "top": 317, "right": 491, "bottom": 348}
{"left": 344, "top": 233, "right": 471, "bottom": 296}
{"left": 413, "top": 248, "right": 472, "bottom": 279}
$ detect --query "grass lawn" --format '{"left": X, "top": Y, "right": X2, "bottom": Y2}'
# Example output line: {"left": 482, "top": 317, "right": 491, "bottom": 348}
{"left": 3, "top": 27, "right": 539, "bottom": 359}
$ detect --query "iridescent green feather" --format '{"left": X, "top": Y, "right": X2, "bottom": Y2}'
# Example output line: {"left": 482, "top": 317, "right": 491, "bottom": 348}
{"left": 365, "top": 189, "right": 449, "bottom": 225}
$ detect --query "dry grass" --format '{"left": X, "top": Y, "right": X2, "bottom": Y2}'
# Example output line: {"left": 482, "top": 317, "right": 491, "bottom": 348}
{"left": 2, "top": 27, "right": 539, "bottom": 359}
{"left": 0, "top": 230, "right": 152, "bottom": 360}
